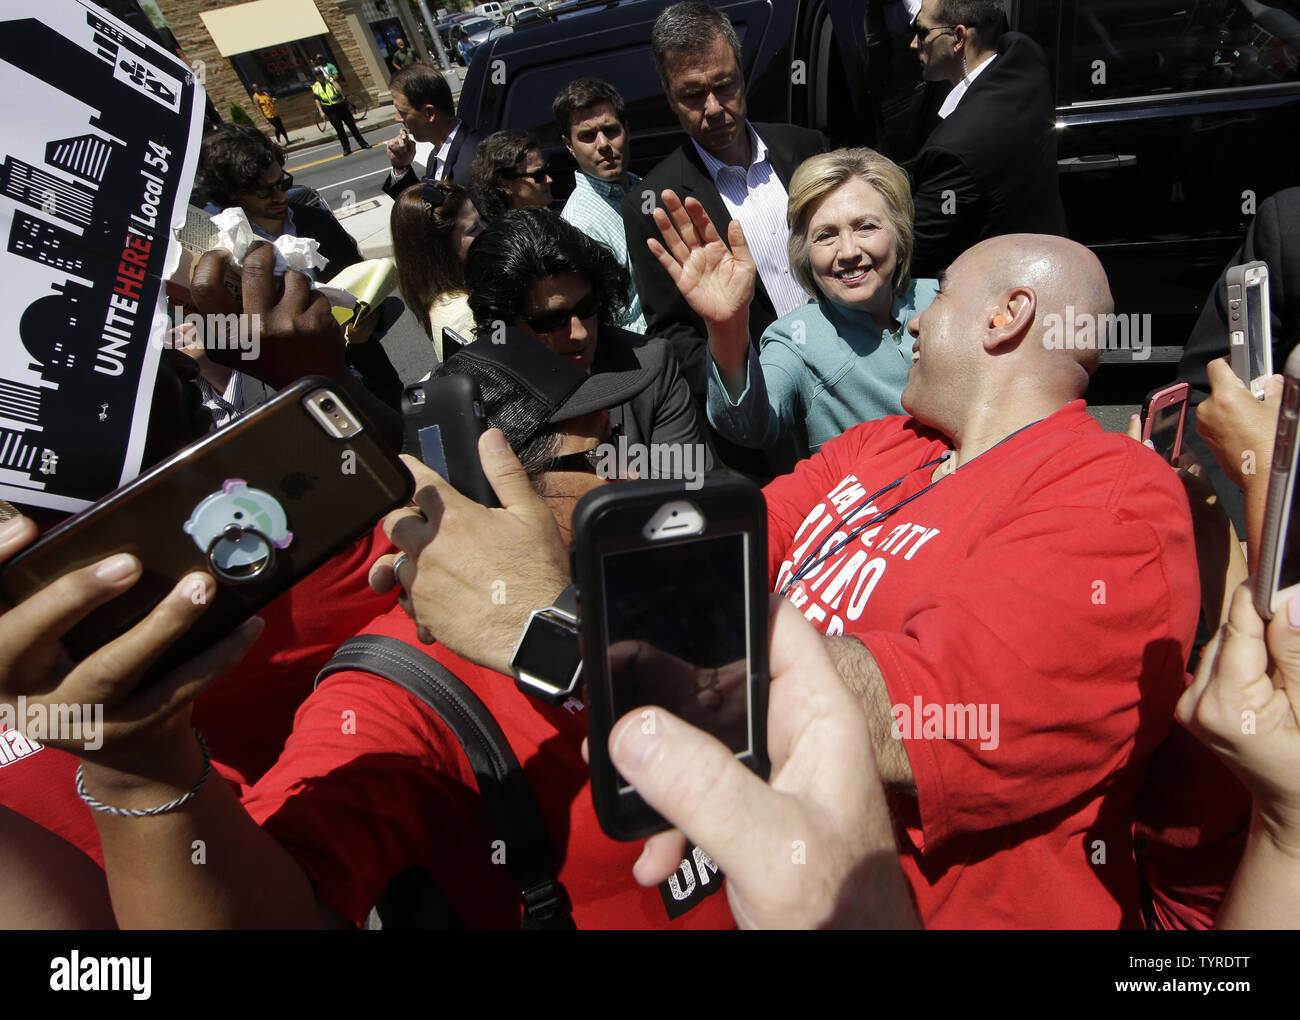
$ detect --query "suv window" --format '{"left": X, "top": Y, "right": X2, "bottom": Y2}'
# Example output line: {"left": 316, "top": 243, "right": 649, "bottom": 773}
{"left": 1069, "top": 0, "right": 1300, "bottom": 103}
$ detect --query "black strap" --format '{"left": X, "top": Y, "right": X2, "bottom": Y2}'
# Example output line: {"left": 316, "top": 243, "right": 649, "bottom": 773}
{"left": 318, "top": 634, "right": 574, "bottom": 929}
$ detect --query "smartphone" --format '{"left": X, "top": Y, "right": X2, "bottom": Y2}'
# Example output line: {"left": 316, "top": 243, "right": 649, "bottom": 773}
{"left": 1227, "top": 261, "right": 1273, "bottom": 399}
{"left": 442, "top": 326, "right": 471, "bottom": 356}
{"left": 401, "top": 373, "right": 499, "bottom": 507}
{"left": 1140, "top": 382, "right": 1190, "bottom": 465}
{"left": 1254, "top": 349, "right": 1300, "bottom": 619}
{"left": 572, "top": 476, "right": 770, "bottom": 841}
{"left": 1, "top": 377, "right": 413, "bottom": 677}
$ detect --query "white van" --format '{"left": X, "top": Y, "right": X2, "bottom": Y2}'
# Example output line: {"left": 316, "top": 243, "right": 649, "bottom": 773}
{"left": 472, "top": 3, "right": 504, "bottom": 23}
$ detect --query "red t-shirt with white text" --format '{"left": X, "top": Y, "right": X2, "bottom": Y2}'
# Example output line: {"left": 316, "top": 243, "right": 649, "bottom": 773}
{"left": 763, "top": 402, "right": 1201, "bottom": 929}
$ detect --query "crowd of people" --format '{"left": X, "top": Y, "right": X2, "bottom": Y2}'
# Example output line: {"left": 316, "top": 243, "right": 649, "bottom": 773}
{"left": 1, "top": 1, "right": 1298, "bottom": 932}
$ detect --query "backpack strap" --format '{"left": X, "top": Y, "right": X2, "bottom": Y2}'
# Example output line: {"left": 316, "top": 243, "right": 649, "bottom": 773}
{"left": 317, "top": 634, "right": 574, "bottom": 929}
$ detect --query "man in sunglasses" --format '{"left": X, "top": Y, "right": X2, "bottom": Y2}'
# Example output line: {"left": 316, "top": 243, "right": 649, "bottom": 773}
{"left": 196, "top": 125, "right": 363, "bottom": 281}
{"left": 904, "top": 0, "right": 1066, "bottom": 277}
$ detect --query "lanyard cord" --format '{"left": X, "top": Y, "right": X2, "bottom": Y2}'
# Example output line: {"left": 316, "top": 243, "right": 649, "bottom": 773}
{"left": 780, "top": 418, "right": 1045, "bottom": 596}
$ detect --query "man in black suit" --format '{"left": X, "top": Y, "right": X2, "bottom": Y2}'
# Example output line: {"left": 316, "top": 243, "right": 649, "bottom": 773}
{"left": 1176, "top": 188, "right": 1300, "bottom": 532}
{"left": 621, "top": 3, "right": 826, "bottom": 414}
{"left": 906, "top": 0, "right": 1065, "bottom": 278}
{"left": 382, "top": 64, "right": 484, "bottom": 200}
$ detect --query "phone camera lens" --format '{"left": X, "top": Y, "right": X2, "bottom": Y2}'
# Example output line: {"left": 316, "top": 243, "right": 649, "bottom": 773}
{"left": 320, "top": 398, "right": 336, "bottom": 413}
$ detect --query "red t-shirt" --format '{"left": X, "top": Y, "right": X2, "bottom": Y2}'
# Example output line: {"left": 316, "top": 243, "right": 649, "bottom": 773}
{"left": 763, "top": 402, "right": 1201, "bottom": 929}
{"left": 0, "top": 525, "right": 396, "bottom": 868}
{"left": 242, "top": 605, "right": 736, "bottom": 929}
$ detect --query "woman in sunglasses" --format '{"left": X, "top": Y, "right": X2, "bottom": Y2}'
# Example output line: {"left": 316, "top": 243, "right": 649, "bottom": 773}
{"left": 465, "top": 207, "right": 709, "bottom": 462}
{"left": 470, "top": 130, "right": 555, "bottom": 222}
{"left": 391, "top": 180, "right": 485, "bottom": 362}
{"left": 196, "top": 124, "right": 362, "bottom": 282}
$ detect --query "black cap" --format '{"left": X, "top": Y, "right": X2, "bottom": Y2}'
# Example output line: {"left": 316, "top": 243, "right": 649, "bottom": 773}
{"left": 439, "top": 328, "right": 654, "bottom": 452}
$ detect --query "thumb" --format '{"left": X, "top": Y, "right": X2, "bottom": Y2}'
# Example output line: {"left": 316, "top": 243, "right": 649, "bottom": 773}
{"left": 479, "top": 428, "right": 549, "bottom": 518}
{"left": 609, "top": 704, "right": 774, "bottom": 885}
{"left": 1266, "top": 594, "right": 1300, "bottom": 707}
{"left": 727, "top": 219, "right": 754, "bottom": 268}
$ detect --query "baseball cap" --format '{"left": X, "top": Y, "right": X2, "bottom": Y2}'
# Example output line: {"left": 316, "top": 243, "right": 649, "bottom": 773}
{"left": 438, "top": 328, "right": 655, "bottom": 452}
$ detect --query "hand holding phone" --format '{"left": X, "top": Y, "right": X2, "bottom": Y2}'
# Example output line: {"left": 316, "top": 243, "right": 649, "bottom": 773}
{"left": 401, "top": 373, "right": 499, "bottom": 507}
{"left": 1227, "top": 261, "right": 1273, "bottom": 399}
{"left": 1253, "top": 349, "right": 1300, "bottom": 619}
{"left": 574, "top": 477, "right": 770, "bottom": 841}
{"left": 1141, "top": 382, "right": 1191, "bottom": 465}
{"left": 0, "top": 515, "right": 263, "bottom": 761}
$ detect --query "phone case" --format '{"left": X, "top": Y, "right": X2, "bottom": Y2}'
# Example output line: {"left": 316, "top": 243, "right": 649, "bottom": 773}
{"left": 1227, "top": 261, "right": 1273, "bottom": 395}
{"left": 401, "top": 373, "right": 499, "bottom": 507}
{"left": 1254, "top": 374, "right": 1300, "bottom": 620}
{"left": 1140, "top": 381, "right": 1190, "bottom": 465}
{"left": 1, "top": 377, "right": 413, "bottom": 677}
{"left": 572, "top": 476, "right": 770, "bottom": 841}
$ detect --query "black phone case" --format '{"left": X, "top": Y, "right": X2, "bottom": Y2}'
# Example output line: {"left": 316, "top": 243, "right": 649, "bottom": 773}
{"left": 1, "top": 377, "right": 413, "bottom": 677}
{"left": 571, "top": 476, "right": 770, "bottom": 841}
{"left": 401, "top": 373, "right": 499, "bottom": 507}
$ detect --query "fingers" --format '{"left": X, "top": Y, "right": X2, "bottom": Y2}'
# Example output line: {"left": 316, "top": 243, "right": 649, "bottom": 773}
{"left": 369, "top": 554, "right": 399, "bottom": 595}
{"left": 113, "top": 616, "right": 265, "bottom": 735}
{"left": 72, "top": 573, "right": 217, "bottom": 711}
{"left": 646, "top": 236, "right": 685, "bottom": 287}
{"left": 189, "top": 250, "right": 240, "bottom": 316}
{"left": 1265, "top": 593, "right": 1300, "bottom": 706}
{"left": 1206, "top": 356, "right": 1248, "bottom": 394}
{"left": 0, "top": 515, "right": 38, "bottom": 568}
{"left": 383, "top": 506, "right": 434, "bottom": 559}
{"left": 632, "top": 829, "right": 690, "bottom": 886}
{"left": 1179, "top": 583, "right": 1267, "bottom": 729}
{"left": 401, "top": 454, "right": 452, "bottom": 523}
{"left": 1126, "top": 413, "right": 1141, "bottom": 442}
{"left": 0, "top": 554, "right": 144, "bottom": 671}
{"left": 239, "top": 242, "right": 280, "bottom": 313}
{"left": 724, "top": 217, "right": 756, "bottom": 270}
{"left": 662, "top": 190, "right": 703, "bottom": 252}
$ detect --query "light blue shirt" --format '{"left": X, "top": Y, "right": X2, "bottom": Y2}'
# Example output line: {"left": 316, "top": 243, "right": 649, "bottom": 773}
{"left": 560, "top": 170, "right": 647, "bottom": 333}
{"left": 706, "top": 279, "right": 941, "bottom": 452}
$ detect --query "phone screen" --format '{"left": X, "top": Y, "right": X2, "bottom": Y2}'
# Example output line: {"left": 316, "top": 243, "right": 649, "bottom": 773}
{"left": 601, "top": 533, "right": 752, "bottom": 789}
{"left": 1246, "top": 278, "right": 1270, "bottom": 382}
{"left": 1148, "top": 400, "right": 1185, "bottom": 464}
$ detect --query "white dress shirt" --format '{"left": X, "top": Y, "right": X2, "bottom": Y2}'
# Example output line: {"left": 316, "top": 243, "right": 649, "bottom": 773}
{"left": 692, "top": 122, "right": 809, "bottom": 319}
{"left": 938, "top": 53, "right": 997, "bottom": 119}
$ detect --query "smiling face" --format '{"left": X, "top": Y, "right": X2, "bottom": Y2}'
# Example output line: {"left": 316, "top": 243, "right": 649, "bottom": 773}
{"left": 806, "top": 177, "right": 899, "bottom": 320}
{"left": 502, "top": 148, "right": 553, "bottom": 210}
{"left": 564, "top": 101, "right": 629, "bottom": 184}
{"left": 661, "top": 33, "right": 747, "bottom": 165}
{"left": 516, "top": 272, "right": 599, "bottom": 371}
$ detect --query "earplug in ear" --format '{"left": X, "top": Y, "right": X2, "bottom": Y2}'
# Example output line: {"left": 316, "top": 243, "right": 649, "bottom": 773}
{"left": 992, "top": 314, "right": 1007, "bottom": 327}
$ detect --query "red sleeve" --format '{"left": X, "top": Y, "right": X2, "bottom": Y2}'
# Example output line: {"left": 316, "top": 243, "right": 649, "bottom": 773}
{"left": 860, "top": 447, "right": 1200, "bottom": 853}
{"left": 241, "top": 670, "right": 470, "bottom": 928}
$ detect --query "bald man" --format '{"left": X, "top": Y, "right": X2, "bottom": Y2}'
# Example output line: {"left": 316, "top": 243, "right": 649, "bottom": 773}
{"left": 372, "top": 233, "right": 1202, "bottom": 929}
{"left": 764, "top": 232, "right": 1199, "bottom": 928}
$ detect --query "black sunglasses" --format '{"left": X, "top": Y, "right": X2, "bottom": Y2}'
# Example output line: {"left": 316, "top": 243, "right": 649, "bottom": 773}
{"left": 502, "top": 164, "right": 551, "bottom": 184}
{"left": 249, "top": 171, "right": 293, "bottom": 198}
{"left": 522, "top": 290, "right": 602, "bottom": 334}
{"left": 545, "top": 424, "right": 622, "bottom": 474}
{"left": 912, "top": 22, "right": 956, "bottom": 41}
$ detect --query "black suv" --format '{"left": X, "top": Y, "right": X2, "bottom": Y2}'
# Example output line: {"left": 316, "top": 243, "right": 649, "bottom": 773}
{"left": 458, "top": 0, "right": 1300, "bottom": 407}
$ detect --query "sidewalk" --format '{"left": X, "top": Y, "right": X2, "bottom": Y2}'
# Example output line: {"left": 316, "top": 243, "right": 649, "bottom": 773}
{"left": 280, "top": 99, "right": 400, "bottom": 156}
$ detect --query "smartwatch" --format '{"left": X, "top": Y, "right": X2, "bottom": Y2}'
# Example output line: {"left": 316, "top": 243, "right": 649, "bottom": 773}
{"left": 510, "top": 584, "right": 581, "bottom": 705}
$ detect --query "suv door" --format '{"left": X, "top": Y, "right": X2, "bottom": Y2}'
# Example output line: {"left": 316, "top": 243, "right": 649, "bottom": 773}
{"left": 1048, "top": 0, "right": 1300, "bottom": 402}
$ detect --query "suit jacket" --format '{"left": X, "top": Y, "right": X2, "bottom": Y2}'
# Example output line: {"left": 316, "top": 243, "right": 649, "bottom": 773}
{"left": 592, "top": 326, "right": 709, "bottom": 467}
{"left": 1176, "top": 187, "right": 1300, "bottom": 533}
{"left": 906, "top": 32, "right": 1066, "bottom": 278}
{"left": 621, "top": 122, "right": 827, "bottom": 405}
{"left": 382, "top": 125, "right": 484, "bottom": 200}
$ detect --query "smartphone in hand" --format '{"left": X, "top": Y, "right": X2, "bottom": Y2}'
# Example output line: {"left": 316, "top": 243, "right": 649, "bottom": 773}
{"left": 1140, "top": 382, "right": 1191, "bottom": 466}
{"left": 401, "top": 373, "right": 499, "bottom": 507}
{"left": 1227, "top": 261, "right": 1273, "bottom": 399}
{"left": 1254, "top": 349, "right": 1300, "bottom": 619}
{"left": 572, "top": 476, "right": 770, "bottom": 840}
{"left": 1, "top": 378, "right": 413, "bottom": 678}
